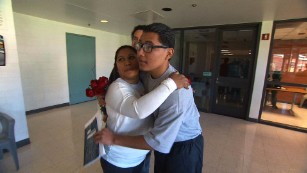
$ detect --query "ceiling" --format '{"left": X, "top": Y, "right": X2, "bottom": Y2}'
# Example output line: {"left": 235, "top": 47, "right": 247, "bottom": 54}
{"left": 11, "top": 0, "right": 307, "bottom": 36}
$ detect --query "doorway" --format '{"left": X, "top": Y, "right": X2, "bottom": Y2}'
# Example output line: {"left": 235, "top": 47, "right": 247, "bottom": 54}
{"left": 212, "top": 27, "right": 258, "bottom": 118}
{"left": 261, "top": 19, "right": 307, "bottom": 130}
{"left": 177, "top": 24, "right": 258, "bottom": 119}
{"left": 66, "top": 33, "right": 96, "bottom": 104}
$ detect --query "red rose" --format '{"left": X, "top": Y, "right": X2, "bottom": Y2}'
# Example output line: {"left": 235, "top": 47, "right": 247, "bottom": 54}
{"left": 85, "top": 76, "right": 109, "bottom": 98}
{"left": 90, "top": 80, "right": 98, "bottom": 89}
{"left": 86, "top": 88, "right": 95, "bottom": 97}
{"left": 95, "top": 87, "right": 106, "bottom": 95}
{"left": 97, "top": 81, "right": 107, "bottom": 89}
{"left": 98, "top": 77, "right": 109, "bottom": 87}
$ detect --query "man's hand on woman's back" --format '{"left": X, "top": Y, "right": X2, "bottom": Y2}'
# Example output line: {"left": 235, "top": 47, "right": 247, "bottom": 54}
{"left": 169, "top": 72, "right": 190, "bottom": 89}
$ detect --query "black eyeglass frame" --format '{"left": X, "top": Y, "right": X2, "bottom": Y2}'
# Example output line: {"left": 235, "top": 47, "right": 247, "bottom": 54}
{"left": 135, "top": 42, "right": 169, "bottom": 53}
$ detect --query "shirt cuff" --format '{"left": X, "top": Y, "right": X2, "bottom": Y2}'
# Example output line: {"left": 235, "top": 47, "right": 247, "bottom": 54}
{"left": 161, "top": 78, "right": 177, "bottom": 92}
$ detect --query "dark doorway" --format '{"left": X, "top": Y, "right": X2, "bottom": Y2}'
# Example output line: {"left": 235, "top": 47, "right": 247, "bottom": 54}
{"left": 212, "top": 26, "right": 258, "bottom": 118}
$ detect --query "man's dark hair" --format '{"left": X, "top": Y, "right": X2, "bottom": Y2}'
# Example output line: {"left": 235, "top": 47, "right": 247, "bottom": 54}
{"left": 131, "top": 25, "right": 146, "bottom": 40}
{"left": 143, "top": 23, "right": 175, "bottom": 48}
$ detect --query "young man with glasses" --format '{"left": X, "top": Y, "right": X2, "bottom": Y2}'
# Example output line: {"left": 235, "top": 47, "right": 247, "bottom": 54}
{"left": 96, "top": 23, "right": 204, "bottom": 173}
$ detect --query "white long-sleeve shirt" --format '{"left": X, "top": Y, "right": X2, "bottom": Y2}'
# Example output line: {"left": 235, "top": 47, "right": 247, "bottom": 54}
{"left": 102, "top": 77, "right": 177, "bottom": 168}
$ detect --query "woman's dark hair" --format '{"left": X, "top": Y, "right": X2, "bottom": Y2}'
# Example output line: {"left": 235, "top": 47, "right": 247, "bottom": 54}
{"left": 143, "top": 23, "right": 175, "bottom": 48}
{"left": 108, "top": 45, "right": 137, "bottom": 84}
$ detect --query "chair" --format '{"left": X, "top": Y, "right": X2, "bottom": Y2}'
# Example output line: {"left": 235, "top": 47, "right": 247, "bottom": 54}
{"left": 0, "top": 112, "right": 19, "bottom": 170}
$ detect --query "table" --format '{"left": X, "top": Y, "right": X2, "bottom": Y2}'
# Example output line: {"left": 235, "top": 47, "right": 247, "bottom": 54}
{"left": 266, "top": 87, "right": 307, "bottom": 111}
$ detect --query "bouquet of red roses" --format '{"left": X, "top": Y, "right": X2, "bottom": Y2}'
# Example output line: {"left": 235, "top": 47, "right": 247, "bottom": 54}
{"left": 86, "top": 76, "right": 109, "bottom": 115}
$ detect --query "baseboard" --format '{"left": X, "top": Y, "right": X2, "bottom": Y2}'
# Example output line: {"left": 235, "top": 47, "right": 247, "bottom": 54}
{"left": 2, "top": 138, "right": 30, "bottom": 153}
{"left": 260, "top": 120, "right": 307, "bottom": 133}
{"left": 26, "top": 103, "right": 69, "bottom": 115}
{"left": 247, "top": 117, "right": 259, "bottom": 123}
{"left": 16, "top": 138, "right": 30, "bottom": 148}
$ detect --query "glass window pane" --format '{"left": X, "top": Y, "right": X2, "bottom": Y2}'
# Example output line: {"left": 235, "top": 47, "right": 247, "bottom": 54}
{"left": 271, "top": 22, "right": 307, "bottom": 85}
{"left": 182, "top": 28, "right": 217, "bottom": 111}
{"left": 172, "top": 30, "right": 182, "bottom": 71}
{"left": 219, "top": 30, "right": 254, "bottom": 79}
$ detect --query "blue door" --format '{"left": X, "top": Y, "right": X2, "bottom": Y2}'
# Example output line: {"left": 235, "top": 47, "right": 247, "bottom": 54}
{"left": 66, "top": 33, "right": 96, "bottom": 104}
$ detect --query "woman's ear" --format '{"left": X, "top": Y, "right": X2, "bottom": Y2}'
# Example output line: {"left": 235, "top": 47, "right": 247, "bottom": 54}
{"left": 166, "top": 48, "right": 174, "bottom": 60}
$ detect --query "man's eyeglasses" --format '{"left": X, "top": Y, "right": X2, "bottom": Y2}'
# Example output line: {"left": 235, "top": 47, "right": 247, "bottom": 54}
{"left": 135, "top": 43, "right": 168, "bottom": 53}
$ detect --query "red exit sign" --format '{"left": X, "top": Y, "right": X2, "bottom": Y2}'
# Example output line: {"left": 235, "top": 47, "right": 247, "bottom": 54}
{"left": 262, "top": 33, "right": 270, "bottom": 40}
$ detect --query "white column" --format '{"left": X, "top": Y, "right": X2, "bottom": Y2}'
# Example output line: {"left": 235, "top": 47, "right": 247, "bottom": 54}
{"left": 249, "top": 21, "right": 273, "bottom": 119}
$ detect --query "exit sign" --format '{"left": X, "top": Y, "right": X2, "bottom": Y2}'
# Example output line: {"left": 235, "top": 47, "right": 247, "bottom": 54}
{"left": 262, "top": 33, "right": 270, "bottom": 40}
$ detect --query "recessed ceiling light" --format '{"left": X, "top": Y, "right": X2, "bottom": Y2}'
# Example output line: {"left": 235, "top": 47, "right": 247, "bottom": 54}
{"left": 100, "top": 20, "right": 108, "bottom": 23}
{"left": 162, "top": 8, "right": 172, "bottom": 11}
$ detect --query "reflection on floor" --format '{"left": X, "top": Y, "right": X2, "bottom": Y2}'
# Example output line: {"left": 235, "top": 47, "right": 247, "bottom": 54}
{"left": 1, "top": 101, "right": 307, "bottom": 173}
{"left": 262, "top": 102, "right": 307, "bottom": 129}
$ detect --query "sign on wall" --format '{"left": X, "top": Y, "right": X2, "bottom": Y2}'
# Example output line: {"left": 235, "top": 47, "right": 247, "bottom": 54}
{"left": 0, "top": 35, "right": 5, "bottom": 66}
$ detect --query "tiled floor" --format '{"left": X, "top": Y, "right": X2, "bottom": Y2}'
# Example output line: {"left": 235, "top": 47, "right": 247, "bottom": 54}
{"left": 262, "top": 102, "right": 307, "bottom": 129}
{"left": 1, "top": 101, "right": 307, "bottom": 173}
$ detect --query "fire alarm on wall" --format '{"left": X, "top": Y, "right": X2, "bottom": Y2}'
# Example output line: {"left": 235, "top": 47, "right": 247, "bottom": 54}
{"left": 262, "top": 33, "right": 270, "bottom": 40}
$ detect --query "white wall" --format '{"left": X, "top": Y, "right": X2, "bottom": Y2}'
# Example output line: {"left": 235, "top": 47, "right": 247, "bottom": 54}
{"left": 14, "top": 13, "right": 130, "bottom": 111}
{"left": 249, "top": 21, "right": 273, "bottom": 119}
{"left": 0, "top": 0, "right": 29, "bottom": 142}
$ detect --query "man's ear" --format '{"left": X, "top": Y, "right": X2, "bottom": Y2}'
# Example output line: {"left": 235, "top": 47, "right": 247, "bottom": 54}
{"left": 166, "top": 48, "right": 174, "bottom": 60}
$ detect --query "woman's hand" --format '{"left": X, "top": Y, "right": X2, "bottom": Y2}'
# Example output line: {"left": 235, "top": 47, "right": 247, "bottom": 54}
{"left": 169, "top": 72, "right": 190, "bottom": 89}
{"left": 94, "top": 128, "right": 115, "bottom": 145}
